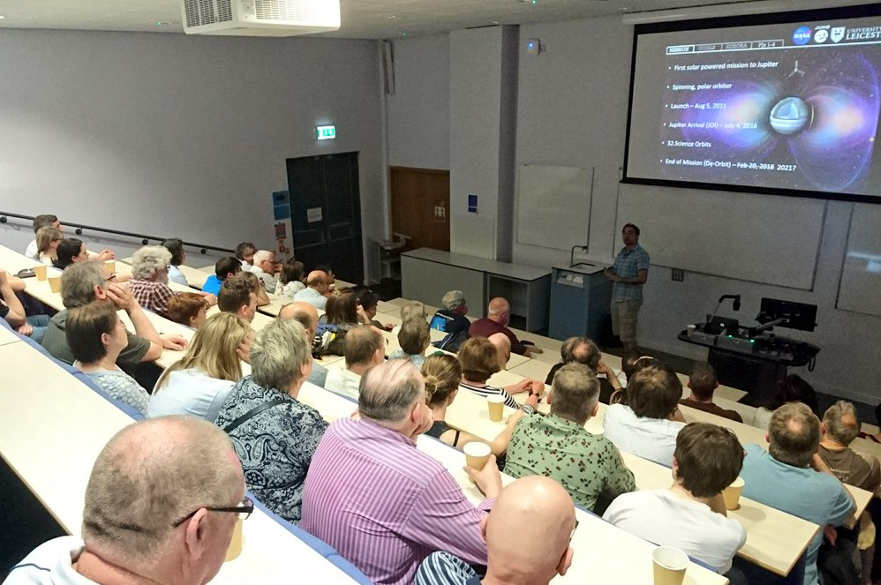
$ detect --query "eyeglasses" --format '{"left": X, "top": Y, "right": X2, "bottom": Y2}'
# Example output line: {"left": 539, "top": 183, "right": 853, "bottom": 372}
{"left": 172, "top": 496, "right": 254, "bottom": 527}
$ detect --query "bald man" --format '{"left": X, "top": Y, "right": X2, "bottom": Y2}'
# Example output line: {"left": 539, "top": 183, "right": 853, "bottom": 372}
{"left": 294, "top": 270, "right": 331, "bottom": 310}
{"left": 278, "top": 300, "right": 328, "bottom": 388}
{"left": 468, "top": 297, "right": 542, "bottom": 357}
{"left": 415, "top": 476, "right": 575, "bottom": 585}
{"left": 5, "top": 417, "right": 247, "bottom": 585}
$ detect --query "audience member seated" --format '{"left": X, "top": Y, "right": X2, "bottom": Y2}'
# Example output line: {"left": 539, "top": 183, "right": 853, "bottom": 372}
{"left": 354, "top": 286, "right": 393, "bottom": 330}
{"left": 604, "top": 423, "right": 746, "bottom": 574}
{"left": 400, "top": 300, "right": 427, "bottom": 322}
{"left": 128, "top": 246, "right": 176, "bottom": 316}
{"left": 214, "top": 318, "right": 327, "bottom": 524}
{"left": 166, "top": 292, "right": 209, "bottom": 328}
{"left": 42, "top": 261, "right": 186, "bottom": 369}
{"left": 34, "top": 225, "right": 63, "bottom": 264}
{"left": 315, "top": 264, "right": 337, "bottom": 289}
{"left": 24, "top": 214, "right": 60, "bottom": 258}
{"left": 544, "top": 336, "right": 620, "bottom": 403}
{"left": 325, "top": 325, "right": 384, "bottom": 399}
{"left": 277, "top": 257, "right": 305, "bottom": 298}
{"left": 415, "top": 476, "right": 576, "bottom": 585}
{"left": 423, "top": 353, "right": 523, "bottom": 455}
{"left": 4, "top": 417, "right": 247, "bottom": 585}
{"left": 751, "top": 374, "right": 819, "bottom": 429}
{"left": 617, "top": 351, "right": 644, "bottom": 388}
{"left": 740, "top": 402, "right": 855, "bottom": 585}
{"left": 390, "top": 316, "right": 431, "bottom": 366}
{"left": 54, "top": 238, "right": 114, "bottom": 270}
{"left": 217, "top": 274, "right": 257, "bottom": 323}
{"left": 278, "top": 301, "right": 328, "bottom": 388}
{"left": 680, "top": 363, "right": 743, "bottom": 423}
{"left": 247, "top": 249, "right": 279, "bottom": 292}
{"left": 506, "top": 363, "right": 635, "bottom": 512}
{"left": 0, "top": 269, "right": 49, "bottom": 343}
{"left": 239, "top": 270, "right": 270, "bottom": 306}
{"left": 818, "top": 400, "right": 880, "bottom": 583}
{"left": 235, "top": 241, "right": 256, "bottom": 271}
{"left": 201, "top": 256, "right": 241, "bottom": 296}
{"left": 487, "top": 332, "right": 511, "bottom": 370}
{"left": 149, "top": 312, "right": 253, "bottom": 421}
{"left": 66, "top": 300, "right": 151, "bottom": 414}
{"left": 468, "top": 297, "right": 542, "bottom": 357}
{"left": 162, "top": 238, "right": 189, "bottom": 286}
{"left": 603, "top": 363, "right": 686, "bottom": 466}
{"left": 430, "top": 290, "right": 471, "bottom": 351}
{"left": 819, "top": 401, "right": 881, "bottom": 495}
{"left": 294, "top": 269, "right": 331, "bottom": 310}
{"left": 457, "top": 337, "right": 540, "bottom": 409}
{"left": 301, "top": 359, "right": 501, "bottom": 585}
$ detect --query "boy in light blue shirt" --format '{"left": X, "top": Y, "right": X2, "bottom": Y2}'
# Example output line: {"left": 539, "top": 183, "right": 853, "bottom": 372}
{"left": 740, "top": 402, "right": 854, "bottom": 585}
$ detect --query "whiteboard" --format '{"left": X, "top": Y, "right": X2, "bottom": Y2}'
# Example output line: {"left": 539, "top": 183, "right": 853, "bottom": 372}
{"left": 516, "top": 164, "right": 592, "bottom": 251}
{"left": 617, "top": 184, "right": 826, "bottom": 290}
{"left": 837, "top": 204, "right": 881, "bottom": 316}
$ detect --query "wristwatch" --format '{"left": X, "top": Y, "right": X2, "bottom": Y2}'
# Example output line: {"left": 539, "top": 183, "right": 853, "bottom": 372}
{"left": 521, "top": 404, "right": 535, "bottom": 415}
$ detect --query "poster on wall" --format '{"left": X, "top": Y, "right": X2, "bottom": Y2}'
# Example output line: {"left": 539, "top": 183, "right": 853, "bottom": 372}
{"left": 272, "top": 190, "right": 293, "bottom": 257}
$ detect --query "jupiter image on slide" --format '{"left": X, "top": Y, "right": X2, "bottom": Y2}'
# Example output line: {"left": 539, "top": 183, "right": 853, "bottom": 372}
{"left": 661, "top": 49, "right": 881, "bottom": 192}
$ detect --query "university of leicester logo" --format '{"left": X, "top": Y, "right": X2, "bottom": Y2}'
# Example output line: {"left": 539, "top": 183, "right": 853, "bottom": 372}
{"left": 831, "top": 27, "right": 846, "bottom": 43}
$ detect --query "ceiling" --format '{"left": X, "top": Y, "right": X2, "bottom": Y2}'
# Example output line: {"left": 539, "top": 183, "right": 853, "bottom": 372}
{"left": 0, "top": 0, "right": 779, "bottom": 40}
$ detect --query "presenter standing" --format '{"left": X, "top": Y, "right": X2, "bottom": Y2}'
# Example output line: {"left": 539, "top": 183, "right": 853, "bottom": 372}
{"left": 604, "top": 223, "right": 649, "bottom": 352}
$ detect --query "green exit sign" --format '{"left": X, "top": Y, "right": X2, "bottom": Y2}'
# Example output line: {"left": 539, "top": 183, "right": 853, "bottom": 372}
{"left": 316, "top": 125, "right": 336, "bottom": 140}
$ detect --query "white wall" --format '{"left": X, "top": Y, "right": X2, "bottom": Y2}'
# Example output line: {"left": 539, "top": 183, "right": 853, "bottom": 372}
{"left": 0, "top": 29, "right": 384, "bottom": 280}
{"left": 386, "top": 34, "right": 450, "bottom": 170}
{"left": 386, "top": 16, "right": 881, "bottom": 404}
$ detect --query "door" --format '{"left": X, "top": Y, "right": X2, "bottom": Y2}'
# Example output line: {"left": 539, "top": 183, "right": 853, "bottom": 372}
{"left": 390, "top": 167, "right": 450, "bottom": 252}
{"left": 287, "top": 152, "right": 364, "bottom": 284}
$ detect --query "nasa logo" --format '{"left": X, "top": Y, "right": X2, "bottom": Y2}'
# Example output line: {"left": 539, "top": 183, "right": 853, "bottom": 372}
{"left": 814, "top": 29, "right": 829, "bottom": 43}
{"left": 793, "top": 26, "right": 812, "bottom": 45}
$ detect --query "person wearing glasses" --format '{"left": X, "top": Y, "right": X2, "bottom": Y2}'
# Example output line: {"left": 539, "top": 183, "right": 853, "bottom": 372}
{"left": 415, "top": 476, "right": 576, "bottom": 585}
{"left": 3, "top": 416, "right": 248, "bottom": 585}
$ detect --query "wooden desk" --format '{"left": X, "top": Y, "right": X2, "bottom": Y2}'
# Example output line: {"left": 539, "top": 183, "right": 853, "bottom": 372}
{"left": 0, "top": 343, "right": 368, "bottom": 585}
{"left": 0, "top": 324, "right": 24, "bottom": 346}
{"left": 177, "top": 264, "right": 211, "bottom": 289}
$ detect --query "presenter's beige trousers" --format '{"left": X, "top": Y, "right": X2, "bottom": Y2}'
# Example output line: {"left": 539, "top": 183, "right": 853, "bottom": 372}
{"left": 611, "top": 300, "right": 641, "bottom": 351}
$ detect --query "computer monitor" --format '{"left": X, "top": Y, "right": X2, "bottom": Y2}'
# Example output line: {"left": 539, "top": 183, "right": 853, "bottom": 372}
{"left": 756, "top": 298, "right": 817, "bottom": 332}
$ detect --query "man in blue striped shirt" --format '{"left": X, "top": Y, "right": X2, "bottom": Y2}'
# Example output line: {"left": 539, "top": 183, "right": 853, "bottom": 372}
{"left": 604, "top": 223, "right": 650, "bottom": 351}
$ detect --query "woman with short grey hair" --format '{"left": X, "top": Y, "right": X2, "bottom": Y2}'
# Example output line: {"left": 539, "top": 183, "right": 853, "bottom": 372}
{"left": 213, "top": 318, "right": 328, "bottom": 524}
{"left": 128, "top": 246, "right": 176, "bottom": 316}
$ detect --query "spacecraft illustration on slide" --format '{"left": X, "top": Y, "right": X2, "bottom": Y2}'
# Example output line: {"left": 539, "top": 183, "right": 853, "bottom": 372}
{"left": 666, "top": 51, "right": 881, "bottom": 192}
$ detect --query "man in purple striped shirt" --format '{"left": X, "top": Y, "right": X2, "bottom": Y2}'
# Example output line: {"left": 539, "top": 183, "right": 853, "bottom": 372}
{"left": 301, "top": 359, "right": 502, "bottom": 585}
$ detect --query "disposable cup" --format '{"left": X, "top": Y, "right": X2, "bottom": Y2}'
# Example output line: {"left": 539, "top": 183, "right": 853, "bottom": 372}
{"left": 103, "top": 261, "right": 115, "bottom": 277}
{"left": 652, "top": 546, "right": 688, "bottom": 585}
{"left": 464, "top": 441, "right": 491, "bottom": 470}
{"left": 48, "top": 275, "right": 62, "bottom": 293}
{"left": 33, "top": 264, "right": 47, "bottom": 280}
{"left": 225, "top": 518, "right": 243, "bottom": 562}
{"left": 722, "top": 476, "right": 745, "bottom": 511}
{"left": 487, "top": 394, "right": 505, "bottom": 422}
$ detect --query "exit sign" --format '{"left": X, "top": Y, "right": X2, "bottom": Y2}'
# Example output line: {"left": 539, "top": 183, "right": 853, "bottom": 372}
{"left": 316, "top": 125, "right": 336, "bottom": 141}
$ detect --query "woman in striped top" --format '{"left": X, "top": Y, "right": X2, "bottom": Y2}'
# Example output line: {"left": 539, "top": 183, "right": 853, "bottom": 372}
{"left": 457, "top": 336, "right": 540, "bottom": 409}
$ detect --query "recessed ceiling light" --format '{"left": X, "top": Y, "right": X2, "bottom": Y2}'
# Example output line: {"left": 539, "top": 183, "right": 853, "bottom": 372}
{"left": 0, "top": 16, "right": 6, "bottom": 19}
{"left": 387, "top": 15, "right": 397, "bottom": 20}
{"left": 155, "top": 21, "right": 169, "bottom": 26}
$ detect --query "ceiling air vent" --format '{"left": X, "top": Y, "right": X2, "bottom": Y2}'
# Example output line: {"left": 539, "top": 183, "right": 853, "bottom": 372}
{"left": 182, "top": 0, "right": 340, "bottom": 37}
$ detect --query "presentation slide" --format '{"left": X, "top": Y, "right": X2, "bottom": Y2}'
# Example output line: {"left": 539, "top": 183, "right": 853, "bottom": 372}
{"left": 626, "top": 13, "right": 881, "bottom": 199}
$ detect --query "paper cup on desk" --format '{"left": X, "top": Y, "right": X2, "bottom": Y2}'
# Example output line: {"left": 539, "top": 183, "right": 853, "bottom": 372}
{"left": 722, "top": 476, "right": 745, "bottom": 510}
{"left": 102, "top": 260, "right": 115, "bottom": 277}
{"left": 225, "top": 518, "right": 244, "bottom": 562}
{"left": 463, "top": 441, "right": 491, "bottom": 470}
{"left": 33, "top": 264, "right": 47, "bottom": 281}
{"left": 652, "top": 546, "right": 688, "bottom": 585}
{"left": 487, "top": 394, "right": 505, "bottom": 422}
{"left": 48, "top": 275, "right": 62, "bottom": 293}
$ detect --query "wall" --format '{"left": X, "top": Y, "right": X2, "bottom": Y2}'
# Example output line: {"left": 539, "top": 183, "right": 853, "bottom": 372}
{"left": 385, "top": 16, "right": 881, "bottom": 403}
{"left": 0, "top": 29, "right": 384, "bottom": 280}
{"left": 386, "top": 34, "right": 450, "bottom": 170}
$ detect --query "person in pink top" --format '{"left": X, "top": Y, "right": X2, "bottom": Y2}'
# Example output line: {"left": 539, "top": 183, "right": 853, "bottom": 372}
{"left": 300, "top": 358, "right": 502, "bottom": 585}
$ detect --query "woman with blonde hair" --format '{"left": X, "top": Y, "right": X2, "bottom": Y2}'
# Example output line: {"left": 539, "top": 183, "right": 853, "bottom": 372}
{"left": 147, "top": 312, "right": 254, "bottom": 421}
{"left": 34, "top": 226, "right": 63, "bottom": 265}
{"left": 422, "top": 353, "right": 523, "bottom": 456}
